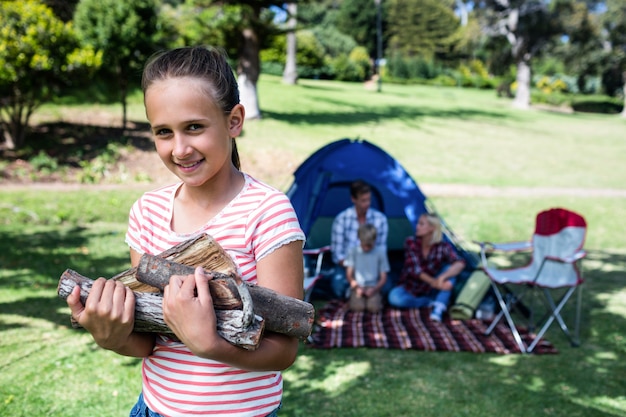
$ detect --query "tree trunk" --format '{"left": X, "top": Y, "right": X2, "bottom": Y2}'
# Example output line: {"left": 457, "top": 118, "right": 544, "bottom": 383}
{"left": 282, "top": 3, "right": 298, "bottom": 85}
{"left": 57, "top": 270, "right": 265, "bottom": 350}
{"left": 57, "top": 233, "right": 315, "bottom": 348}
{"left": 238, "top": 27, "right": 262, "bottom": 119}
{"left": 513, "top": 56, "right": 531, "bottom": 110}
{"left": 622, "top": 72, "right": 626, "bottom": 118}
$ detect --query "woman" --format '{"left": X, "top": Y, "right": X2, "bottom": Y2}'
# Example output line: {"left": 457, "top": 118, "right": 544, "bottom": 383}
{"left": 387, "top": 213, "right": 465, "bottom": 321}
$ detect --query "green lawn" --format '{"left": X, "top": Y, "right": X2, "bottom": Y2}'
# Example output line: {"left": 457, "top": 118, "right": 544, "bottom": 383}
{"left": 2, "top": 77, "right": 626, "bottom": 416}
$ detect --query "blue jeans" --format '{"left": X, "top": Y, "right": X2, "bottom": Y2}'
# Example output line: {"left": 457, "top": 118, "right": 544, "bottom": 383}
{"left": 331, "top": 264, "right": 349, "bottom": 299}
{"left": 388, "top": 265, "right": 457, "bottom": 311}
{"left": 130, "top": 393, "right": 282, "bottom": 417}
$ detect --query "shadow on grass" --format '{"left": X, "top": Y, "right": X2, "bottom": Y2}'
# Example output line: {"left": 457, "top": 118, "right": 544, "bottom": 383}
{"left": 286, "top": 249, "right": 626, "bottom": 416}
{"left": 263, "top": 102, "right": 507, "bottom": 127}
{"left": 0, "top": 226, "right": 129, "bottom": 329}
{"left": 0, "top": 120, "right": 153, "bottom": 164}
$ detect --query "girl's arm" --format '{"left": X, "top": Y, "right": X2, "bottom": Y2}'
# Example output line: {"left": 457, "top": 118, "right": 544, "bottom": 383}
{"left": 162, "top": 240, "right": 304, "bottom": 371}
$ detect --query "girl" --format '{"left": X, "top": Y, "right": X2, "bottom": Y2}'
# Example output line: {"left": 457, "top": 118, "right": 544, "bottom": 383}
{"left": 66, "top": 46, "right": 305, "bottom": 417}
{"left": 387, "top": 213, "right": 465, "bottom": 321}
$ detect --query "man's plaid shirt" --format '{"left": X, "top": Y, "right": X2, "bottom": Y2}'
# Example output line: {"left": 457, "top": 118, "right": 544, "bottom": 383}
{"left": 330, "top": 207, "right": 388, "bottom": 264}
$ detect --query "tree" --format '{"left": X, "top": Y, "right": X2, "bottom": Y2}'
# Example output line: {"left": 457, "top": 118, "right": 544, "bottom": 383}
{"left": 386, "top": 0, "right": 461, "bottom": 61}
{"left": 74, "top": 0, "right": 159, "bottom": 129}
{"left": 601, "top": 0, "right": 626, "bottom": 116}
{"left": 0, "top": 0, "right": 101, "bottom": 150}
{"left": 556, "top": 1, "right": 604, "bottom": 94}
{"left": 335, "top": 0, "right": 380, "bottom": 61}
{"left": 283, "top": 3, "right": 298, "bottom": 85}
{"left": 476, "top": 0, "right": 563, "bottom": 109}
{"left": 174, "top": 1, "right": 283, "bottom": 119}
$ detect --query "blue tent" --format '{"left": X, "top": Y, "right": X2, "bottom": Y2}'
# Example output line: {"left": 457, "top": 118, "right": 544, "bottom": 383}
{"left": 286, "top": 138, "right": 428, "bottom": 251}
{"left": 287, "top": 138, "right": 478, "bottom": 298}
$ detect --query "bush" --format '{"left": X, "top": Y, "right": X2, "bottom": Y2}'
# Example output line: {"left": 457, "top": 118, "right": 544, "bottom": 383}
{"left": 429, "top": 74, "right": 458, "bottom": 87}
{"left": 261, "top": 61, "right": 284, "bottom": 76}
{"left": 349, "top": 47, "right": 372, "bottom": 81}
{"left": 386, "top": 54, "right": 445, "bottom": 81}
{"left": 329, "top": 55, "right": 363, "bottom": 82}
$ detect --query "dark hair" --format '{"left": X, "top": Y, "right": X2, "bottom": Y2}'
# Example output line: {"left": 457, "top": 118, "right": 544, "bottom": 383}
{"left": 141, "top": 46, "right": 241, "bottom": 169}
{"left": 350, "top": 180, "right": 371, "bottom": 199}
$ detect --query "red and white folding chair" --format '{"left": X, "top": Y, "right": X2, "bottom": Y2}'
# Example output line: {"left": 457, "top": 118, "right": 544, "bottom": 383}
{"left": 476, "top": 208, "right": 587, "bottom": 353}
{"left": 302, "top": 246, "right": 331, "bottom": 302}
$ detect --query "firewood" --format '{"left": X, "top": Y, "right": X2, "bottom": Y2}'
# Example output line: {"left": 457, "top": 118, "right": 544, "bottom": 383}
{"left": 57, "top": 270, "right": 264, "bottom": 350}
{"left": 57, "top": 233, "right": 315, "bottom": 349}
{"left": 112, "top": 234, "right": 238, "bottom": 293}
{"left": 136, "top": 254, "right": 315, "bottom": 339}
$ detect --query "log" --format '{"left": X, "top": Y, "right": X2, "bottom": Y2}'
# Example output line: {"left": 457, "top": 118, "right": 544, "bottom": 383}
{"left": 58, "top": 233, "right": 315, "bottom": 347}
{"left": 112, "top": 234, "right": 239, "bottom": 293}
{"left": 136, "top": 254, "right": 315, "bottom": 339}
{"left": 57, "top": 270, "right": 264, "bottom": 350}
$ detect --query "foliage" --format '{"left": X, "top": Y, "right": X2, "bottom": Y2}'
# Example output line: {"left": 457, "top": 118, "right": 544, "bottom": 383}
{"left": 456, "top": 59, "right": 497, "bottom": 89}
{"left": 0, "top": 0, "right": 101, "bottom": 150}
{"left": 600, "top": 0, "right": 626, "bottom": 99}
{"left": 73, "top": 0, "right": 160, "bottom": 128}
{"left": 334, "top": 0, "right": 381, "bottom": 60}
{"left": 76, "top": 142, "right": 127, "bottom": 184}
{"left": 386, "top": 0, "right": 461, "bottom": 60}
{"left": 386, "top": 54, "right": 445, "bottom": 81}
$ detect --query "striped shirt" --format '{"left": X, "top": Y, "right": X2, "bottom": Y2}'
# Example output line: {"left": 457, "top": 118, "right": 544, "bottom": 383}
{"left": 125, "top": 173, "right": 305, "bottom": 417}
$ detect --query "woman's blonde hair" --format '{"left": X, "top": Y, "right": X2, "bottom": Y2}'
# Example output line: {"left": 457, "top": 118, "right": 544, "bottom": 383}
{"left": 422, "top": 213, "right": 443, "bottom": 245}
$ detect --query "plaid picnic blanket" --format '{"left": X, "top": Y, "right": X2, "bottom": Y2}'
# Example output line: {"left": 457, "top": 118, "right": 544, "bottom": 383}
{"left": 309, "top": 300, "right": 557, "bottom": 354}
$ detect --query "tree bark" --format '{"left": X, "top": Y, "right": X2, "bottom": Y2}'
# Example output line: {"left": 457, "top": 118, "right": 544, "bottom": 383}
{"left": 57, "top": 270, "right": 264, "bottom": 350}
{"left": 238, "top": 27, "right": 262, "bottom": 119}
{"left": 282, "top": 3, "right": 298, "bottom": 85}
{"left": 513, "top": 56, "right": 531, "bottom": 110}
{"left": 57, "top": 233, "right": 315, "bottom": 348}
{"left": 622, "top": 72, "right": 626, "bottom": 118}
{"left": 135, "top": 254, "right": 315, "bottom": 340}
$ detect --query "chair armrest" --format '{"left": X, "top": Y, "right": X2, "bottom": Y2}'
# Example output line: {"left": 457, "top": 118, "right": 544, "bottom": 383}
{"left": 303, "top": 246, "right": 331, "bottom": 277}
{"left": 474, "top": 240, "right": 532, "bottom": 269}
{"left": 303, "top": 245, "right": 331, "bottom": 256}
{"left": 474, "top": 240, "right": 532, "bottom": 253}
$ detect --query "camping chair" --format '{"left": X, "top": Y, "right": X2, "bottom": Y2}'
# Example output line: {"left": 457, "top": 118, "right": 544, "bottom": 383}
{"left": 303, "top": 246, "right": 331, "bottom": 302}
{"left": 475, "top": 208, "right": 587, "bottom": 353}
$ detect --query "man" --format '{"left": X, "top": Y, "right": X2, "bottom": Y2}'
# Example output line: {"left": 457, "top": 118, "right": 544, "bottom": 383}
{"left": 330, "top": 180, "right": 388, "bottom": 299}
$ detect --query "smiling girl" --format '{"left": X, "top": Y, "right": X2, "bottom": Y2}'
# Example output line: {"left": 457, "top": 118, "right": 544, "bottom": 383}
{"left": 67, "top": 46, "right": 305, "bottom": 417}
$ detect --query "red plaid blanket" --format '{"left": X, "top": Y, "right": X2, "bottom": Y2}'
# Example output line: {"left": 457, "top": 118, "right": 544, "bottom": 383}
{"left": 309, "top": 300, "right": 557, "bottom": 354}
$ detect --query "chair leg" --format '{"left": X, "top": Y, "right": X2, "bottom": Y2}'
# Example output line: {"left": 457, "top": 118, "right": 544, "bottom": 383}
{"left": 526, "top": 286, "right": 577, "bottom": 353}
{"left": 572, "top": 284, "right": 582, "bottom": 347}
{"left": 486, "top": 282, "right": 527, "bottom": 353}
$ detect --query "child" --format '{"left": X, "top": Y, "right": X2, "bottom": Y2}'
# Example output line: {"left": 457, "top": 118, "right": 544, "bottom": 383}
{"left": 66, "top": 46, "right": 305, "bottom": 417}
{"left": 344, "top": 223, "right": 389, "bottom": 313}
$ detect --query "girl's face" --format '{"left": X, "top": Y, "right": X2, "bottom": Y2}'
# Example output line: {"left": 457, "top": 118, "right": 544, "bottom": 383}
{"left": 415, "top": 215, "right": 434, "bottom": 238}
{"left": 144, "top": 76, "right": 243, "bottom": 187}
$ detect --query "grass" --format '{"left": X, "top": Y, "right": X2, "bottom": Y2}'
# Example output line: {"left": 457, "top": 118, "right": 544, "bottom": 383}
{"left": 2, "top": 76, "right": 626, "bottom": 417}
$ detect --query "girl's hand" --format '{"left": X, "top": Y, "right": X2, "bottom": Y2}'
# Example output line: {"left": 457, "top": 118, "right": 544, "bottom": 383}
{"left": 66, "top": 278, "right": 136, "bottom": 351}
{"left": 163, "top": 267, "right": 224, "bottom": 356}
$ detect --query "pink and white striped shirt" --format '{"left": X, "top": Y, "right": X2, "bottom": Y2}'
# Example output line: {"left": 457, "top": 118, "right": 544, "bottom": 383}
{"left": 125, "top": 173, "right": 305, "bottom": 417}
